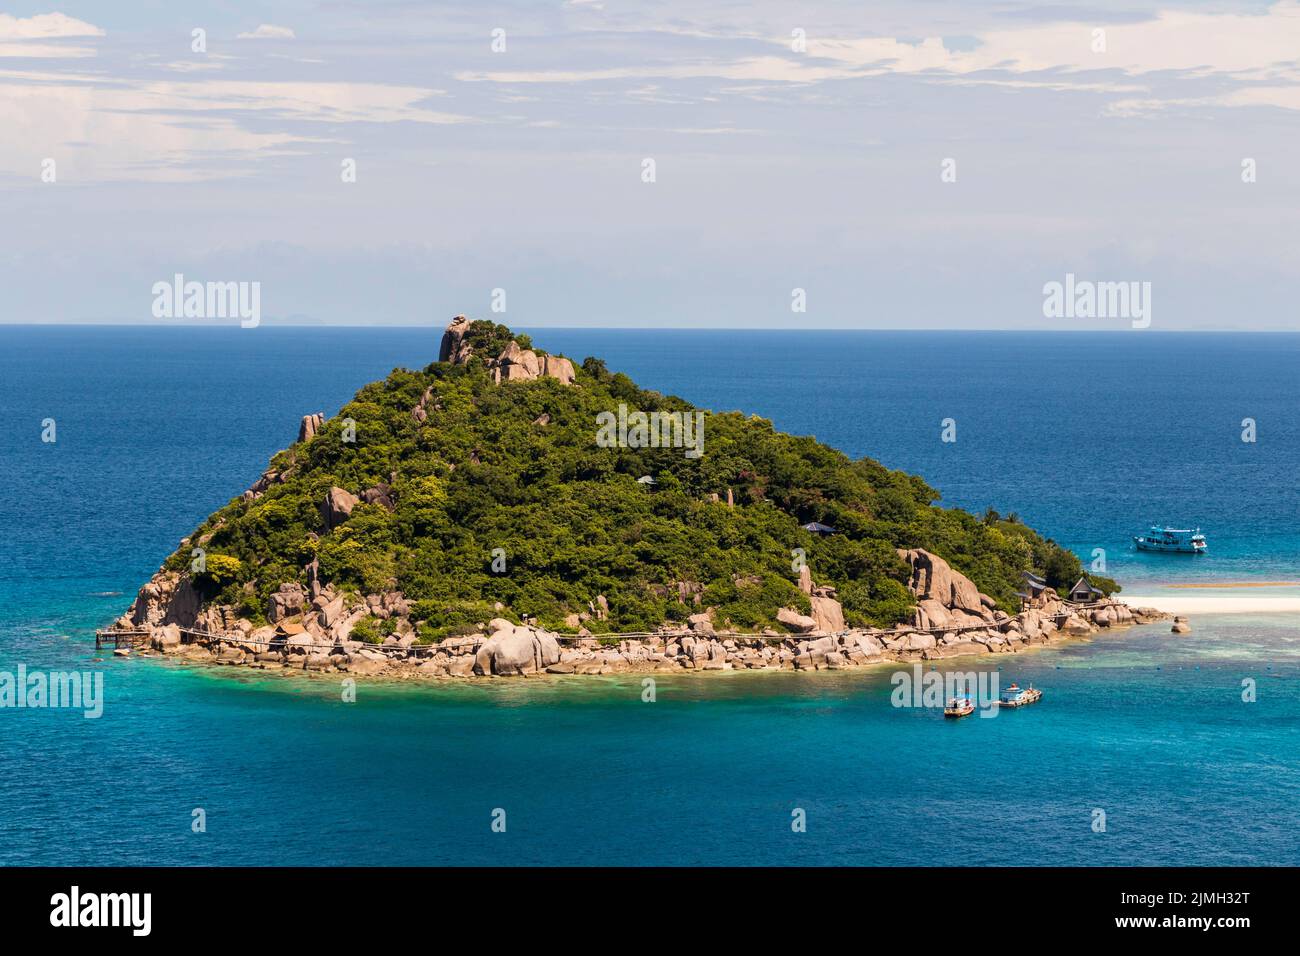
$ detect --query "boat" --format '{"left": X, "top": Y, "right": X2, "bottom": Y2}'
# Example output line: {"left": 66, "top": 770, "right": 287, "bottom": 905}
{"left": 997, "top": 682, "right": 1042, "bottom": 708}
{"left": 1133, "top": 526, "right": 1207, "bottom": 554}
{"left": 944, "top": 696, "right": 975, "bottom": 718}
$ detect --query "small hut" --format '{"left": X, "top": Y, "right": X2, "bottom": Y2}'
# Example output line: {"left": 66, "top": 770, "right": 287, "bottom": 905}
{"left": 1018, "top": 570, "right": 1050, "bottom": 610}
{"left": 1068, "top": 576, "right": 1104, "bottom": 605}
{"left": 801, "top": 521, "right": 837, "bottom": 536}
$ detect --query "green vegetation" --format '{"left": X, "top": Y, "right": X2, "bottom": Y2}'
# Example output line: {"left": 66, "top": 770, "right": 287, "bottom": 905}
{"left": 162, "top": 322, "right": 1114, "bottom": 634}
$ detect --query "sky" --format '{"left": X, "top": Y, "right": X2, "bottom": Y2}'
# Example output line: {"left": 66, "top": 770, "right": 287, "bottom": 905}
{"left": 1, "top": 1, "right": 1298, "bottom": 330}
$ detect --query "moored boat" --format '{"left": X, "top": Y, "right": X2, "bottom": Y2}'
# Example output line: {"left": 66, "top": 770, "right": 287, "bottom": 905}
{"left": 997, "top": 682, "right": 1042, "bottom": 708}
{"left": 1133, "top": 526, "right": 1207, "bottom": 553}
{"left": 944, "top": 696, "right": 975, "bottom": 718}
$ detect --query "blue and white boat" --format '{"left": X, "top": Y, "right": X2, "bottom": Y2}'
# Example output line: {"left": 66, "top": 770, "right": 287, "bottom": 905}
{"left": 998, "top": 682, "right": 1042, "bottom": 708}
{"left": 1133, "top": 526, "right": 1207, "bottom": 553}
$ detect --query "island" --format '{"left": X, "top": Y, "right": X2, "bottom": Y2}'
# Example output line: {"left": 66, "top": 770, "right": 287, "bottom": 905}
{"left": 100, "top": 316, "right": 1167, "bottom": 678}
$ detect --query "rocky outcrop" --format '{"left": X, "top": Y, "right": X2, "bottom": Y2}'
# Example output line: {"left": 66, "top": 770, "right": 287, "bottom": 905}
{"left": 361, "top": 483, "right": 395, "bottom": 510}
{"left": 541, "top": 354, "right": 576, "bottom": 385}
{"left": 473, "top": 620, "right": 562, "bottom": 676}
{"left": 321, "top": 486, "right": 359, "bottom": 530}
{"left": 298, "top": 413, "right": 324, "bottom": 443}
{"left": 244, "top": 467, "right": 292, "bottom": 501}
{"left": 898, "top": 548, "right": 991, "bottom": 617}
{"left": 125, "top": 571, "right": 201, "bottom": 629}
{"left": 267, "top": 582, "right": 306, "bottom": 623}
{"left": 809, "top": 593, "right": 845, "bottom": 633}
{"left": 113, "top": 587, "right": 1172, "bottom": 680}
{"left": 439, "top": 315, "right": 474, "bottom": 364}
{"left": 438, "top": 317, "right": 576, "bottom": 387}
{"left": 777, "top": 607, "right": 817, "bottom": 633}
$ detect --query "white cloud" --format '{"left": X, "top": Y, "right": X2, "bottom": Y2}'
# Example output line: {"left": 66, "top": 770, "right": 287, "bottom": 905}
{"left": 0, "top": 11, "right": 103, "bottom": 56}
{"left": 0, "top": 70, "right": 470, "bottom": 182}
{"left": 0, "top": 12, "right": 103, "bottom": 39}
{"left": 459, "top": 0, "right": 1300, "bottom": 112}
{"left": 237, "top": 24, "right": 296, "bottom": 40}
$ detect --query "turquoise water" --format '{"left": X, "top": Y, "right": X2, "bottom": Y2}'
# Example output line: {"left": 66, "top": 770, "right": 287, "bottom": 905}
{"left": 2, "top": 326, "right": 1298, "bottom": 865}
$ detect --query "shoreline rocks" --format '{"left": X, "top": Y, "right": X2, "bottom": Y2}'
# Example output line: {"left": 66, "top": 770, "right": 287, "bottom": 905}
{"left": 108, "top": 577, "right": 1172, "bottom": 683}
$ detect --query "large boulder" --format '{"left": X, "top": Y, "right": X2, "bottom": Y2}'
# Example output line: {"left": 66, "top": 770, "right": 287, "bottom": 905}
{"left": 128, "top": 571, "right": 202, "bottom": 629}
{"left": 849, "top": 632, "right": 885, "bottom": 657}
{"left": 913, "top": 598, "right": 952, "bottom": 630}
{"left": 474, "top": 624, "right": 563, "bottom": 676}
{"left": 439, "top": 315, "right": 474, "bottom": 364}
{"left": 797, "top": 565, "right": 813, "bottom": 595}
{"left": 267, "top": 582, "right": 306, "bottom": 623}
{"left": 151, "top": 624, "right": 182, "bottom": 651}
{"left": 777, "top": 607, "right": 818, "bottom": 634}
{"left": 901, "top": 632, "right": 937, "bottom": 651}
{"left": 1062, "top": 615, "right": 1092, "bottom": 636}
{"left": 541, "top": 355, "right": 576, "bottom": 385}
{"left": 298, "top": 412, "right": 324, "bottom": 443}
{"left": 897, "top": 549, "right": 986, "bottom": 615}
{"left": 809, "top": 595, "right": 845, "bottom": 633}
{"left": 321, "top": 486, "right": 359, "bottom": 530}
{"left": 361, "top": 483, "right": 396, "bottom": 511}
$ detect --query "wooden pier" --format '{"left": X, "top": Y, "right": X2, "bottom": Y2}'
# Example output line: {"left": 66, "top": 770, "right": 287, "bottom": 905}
{"left": 93, "top": 628, "right": 151, "bottom": 650}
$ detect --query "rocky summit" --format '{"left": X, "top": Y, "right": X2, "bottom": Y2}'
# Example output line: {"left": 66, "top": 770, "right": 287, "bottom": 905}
{"left": 106, "top": 316, "right": 1160, "bottom": 679}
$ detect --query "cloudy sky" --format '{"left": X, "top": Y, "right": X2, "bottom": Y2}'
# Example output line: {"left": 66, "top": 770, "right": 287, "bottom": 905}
{"left": 1, "top": 1, "right": 1298, "bottom": 329}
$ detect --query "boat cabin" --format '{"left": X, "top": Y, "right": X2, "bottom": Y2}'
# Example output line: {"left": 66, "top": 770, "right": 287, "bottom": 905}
{"left": 1068, "top": 576, "right": 1104, "bottom": 604}
{"left": 1000, "top": 683, "right": 1028, "bottom": 704}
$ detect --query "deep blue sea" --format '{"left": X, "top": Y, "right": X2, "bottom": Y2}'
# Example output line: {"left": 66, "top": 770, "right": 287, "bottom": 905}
{"left": 2, "top": 326, "right": 1298, "bottom": 865}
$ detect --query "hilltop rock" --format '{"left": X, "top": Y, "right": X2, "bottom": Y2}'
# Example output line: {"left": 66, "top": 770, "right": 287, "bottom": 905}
{"left": 298, "top": 412, "right": 324, "bottom": 443}
{"left": 541, "top": 354, "right": 576, "bottom": 385}
{"left": 439, "top": 317, "right": 576, "bottom": 386}
{"left": 439, "top": 315, "right": 474, "bottom": 364}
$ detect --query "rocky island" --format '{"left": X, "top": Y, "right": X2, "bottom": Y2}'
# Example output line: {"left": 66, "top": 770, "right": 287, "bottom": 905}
{"left": 104, "top": 316, "right": 1167, "bottom": 678}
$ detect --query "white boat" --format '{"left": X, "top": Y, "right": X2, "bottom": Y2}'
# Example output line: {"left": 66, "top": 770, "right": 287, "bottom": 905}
{"left": 1133, "top": 526, "right": 1207, "bottom": 554}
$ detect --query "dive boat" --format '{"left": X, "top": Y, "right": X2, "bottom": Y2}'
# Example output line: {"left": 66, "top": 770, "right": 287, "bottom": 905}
{"left": 1133, "top": 526, "right": 1207, "bottom": 554}
{"left": 944, "top": 696, "right": 975, "bottom": 718}
{"left": 997, "top": 682, "right": 1042, "bottom": 708}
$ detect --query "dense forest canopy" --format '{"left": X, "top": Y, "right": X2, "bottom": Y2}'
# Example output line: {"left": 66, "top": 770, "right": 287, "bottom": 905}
{"left": 169, "top": 320, "right": 1116, "bottom": 639}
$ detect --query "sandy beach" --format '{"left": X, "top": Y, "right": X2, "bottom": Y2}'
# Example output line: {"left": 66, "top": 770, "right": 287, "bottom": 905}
{"left": 1122, "top": 592, "right": 1300, "bottom": 615}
